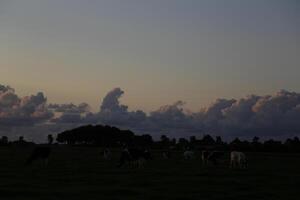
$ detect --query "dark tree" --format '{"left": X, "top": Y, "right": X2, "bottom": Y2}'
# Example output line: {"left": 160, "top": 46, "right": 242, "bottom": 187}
{"left": 19, "top": 136, "right": 24, "bottom": 142}
{"left": 252, "top": 136, "right": 260, "bottom": 144}
{"left": 215, "top": 136, "right": 223, "bottom": 145}
{"left": 178, "top": 138, "right": 189, "bottom": 149}
{"left": 201, "top": 135, "right": 215, "bottom": 145}
{"left": 48, "top": 134, "right": 54, "bottom": 145}
{"left": 189, "top": 136, "right": 196, "bottom": 143}
{"left": 56, "top": 124, "right": 151, "bottom": 147}
{"left": 0, "top": 136, "right": 8, "bottom": 146}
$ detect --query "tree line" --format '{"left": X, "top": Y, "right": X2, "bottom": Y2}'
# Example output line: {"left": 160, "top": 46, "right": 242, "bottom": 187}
{"left": 1, "top": 124, "right": 300, "bottom": 153}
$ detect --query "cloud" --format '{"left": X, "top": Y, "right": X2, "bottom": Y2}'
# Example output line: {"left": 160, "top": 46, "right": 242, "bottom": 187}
{"left": 0, "top": 85, "right": 53, "bottom": 127}
{"left": 217, "top": 90, "right": 300, "bottom": 138}
{"left": 96, "top": 88, "right": 147, "bottom": 127}
{"left": 148, "top": 101, "right": 192, "bottom": 129}
{"left": 49, "top": 103, "right": 90, "bottom": 114}
{"left": 2, "top": 84, "right": 300, "bottom": 141}
{"left": 91, "top": 88, "right": 300, "bottom": 139}
{"left": 100, "top": 88, "right": 128, "bottom": 113}
{"left": 48, "top": 102, "right": 91, "bottom": 124}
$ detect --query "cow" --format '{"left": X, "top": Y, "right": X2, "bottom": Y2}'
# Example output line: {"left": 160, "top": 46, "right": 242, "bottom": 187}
{"left": 202, "top": 151, "right": 225, "bottom": 166}
{"left": 208, "top": 151, "right": 224, "bottom": 166}
{"left": 162, "top": 151, "right": 171, "bottom": 160}
{"left": 230, "top": 151, "right": 247, "bottom": 169}
{"left": 183, "top": 150, "right": 195, "bottom": 160}
{"left": 201, "top": 151, "right": 210, "bottom": 165}
{"left": 103, "top": 148, "right": 112, "bottom": 160}
{"left": 118, "top": 148, "right": 152, "bottom": 168}
{"left": 26, "top": 146, "right": 51, "bottom": 166}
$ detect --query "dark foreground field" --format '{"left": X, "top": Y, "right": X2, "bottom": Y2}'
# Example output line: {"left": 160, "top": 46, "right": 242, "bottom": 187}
{"left": 0, "top": 147, "right": 299, "bottom": 200}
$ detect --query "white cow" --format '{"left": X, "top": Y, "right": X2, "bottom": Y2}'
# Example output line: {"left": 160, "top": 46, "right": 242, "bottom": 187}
{"left": 230, "top": 151, "right": 247, "bottom": 168}
{"left": 183, "top": 150, "right": 195, "bottom": 160}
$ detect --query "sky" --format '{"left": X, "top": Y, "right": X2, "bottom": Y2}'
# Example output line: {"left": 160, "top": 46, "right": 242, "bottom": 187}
{"left": 0, "top": 0, "right": 300, "bottom": 141}
{"left": 1, "top": 0, "right": 299, "bottom": 112}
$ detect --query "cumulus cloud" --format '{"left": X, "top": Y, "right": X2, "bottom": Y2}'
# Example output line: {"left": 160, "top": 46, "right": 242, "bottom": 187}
{"left": 97, "top": 88, "right": 147, "bottom": 127}
{"left": 92, "top": 88, "right": 300, "bottom": 139}
{"left": 100, "top": 88, "right": 128, "bottom": 113}
{"left": 149, "top": 101, "right": 192, "bottom": 129}
{"left": 192, "top": 98, "right": 236, "bottom": 133}
{"left": 215, "top": 90, "right": 300, "bottom": 138}
{"left": 2, "top": 84, "right": 300, "bottom": 141}
{"left": 49, "top": 102, "right": 91, "bottom": 124}
{"left": 0, "top": 85, "right": 53, "bottom": 127}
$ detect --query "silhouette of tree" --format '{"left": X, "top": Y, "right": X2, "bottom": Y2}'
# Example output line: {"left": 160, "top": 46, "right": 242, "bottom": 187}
{"left": 171, "top": 138, "right": 177, "bottom": 146}
{"left": 178, "top": 138, "right": 189, "bottom": 149}
{"left": 48, "top": 134, "right": 54, "bottom": 145}
{"left": 215, "top": 136, "right": 223, "bottom": 145}
{"left": 252, "top": 136, "right": 260, "bottom": 144}
{"left": 189, "top": 136, "right": 197, "bottom": 145}
{"left": 160, "top": 135, "right": 170, "bottom": 147}
{"left": 284, "top": 137, "right": 300, "bottom": 152}
{"left": 201, "top": 135, "right": 215, "bottom": 145}
{"left": 264, "top": 139, "right": 282, "bottom": 152}
{"left": 56, "top": 124, "right": 152, "bottom": 147}
{"left": 19, "top": 136, "right": 24, "bottom": 142}
{"left": 0, "top": 136, "right": 8, "bottom": 146}
{"left": 251, "top": 136, "right": 262, "bottom": 151}
{"left": 134, "top": 134, "right": 153, "bottom": 147}
{"left": 55, "top": 124, "right": 300, "bottom": 152}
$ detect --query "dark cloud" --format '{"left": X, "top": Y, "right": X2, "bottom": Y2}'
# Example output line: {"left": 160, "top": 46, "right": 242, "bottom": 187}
{"left": 214, "top": 90, "right": 300, "bottom": 138}
{"left": 96, "top": 88, "right": 147, "bottom": 127}
{"left": 92, "top": 89, "right": 300, "bottom": 139}
{"left": 2, "top": 84, "right": 300, "bottom": 141}
{"left": 0, "top": 85, "right": 53, "bottom": 127}
{"left": 48, "top": 103, "right": 90, "bottom": 114}
{"left": 100, "top": 88, "right": 128, "bottom": 113}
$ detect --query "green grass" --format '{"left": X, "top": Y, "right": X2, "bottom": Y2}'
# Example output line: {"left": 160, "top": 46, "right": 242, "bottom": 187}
{"left": 0, "top": 147, "right": 299, "bottom": 200}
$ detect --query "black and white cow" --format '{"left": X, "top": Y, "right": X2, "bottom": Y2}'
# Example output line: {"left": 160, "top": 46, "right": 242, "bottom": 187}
{"left": 183, "top": 150, "right": 195, "bottom": 160}
{"left": 26, "top": 146, "right": 51, "bottom": 166}
{"left": 202, "top": 151, "right": 224, "bottom": 166}
{"left": 201, "top": 151, "right": 210, "bottom": 165}
{"left": 103, "top": 148, "right": 112, "bottom": 160}
{"left": 118, "top": 148, "right": 152, "bottom": 168}
{"left": 162, "top": 151, "right": 171, "bottom": 160}
{"left": 230, "top": 151, "right": 247, "bottom": 169}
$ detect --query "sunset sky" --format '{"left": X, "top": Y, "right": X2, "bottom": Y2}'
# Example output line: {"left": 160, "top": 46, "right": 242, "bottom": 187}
{"left": 1, "top": 0, "right": 300, "bottom": 141}
{"left": 1, "top": 0, "right": 299, "bottom": 112}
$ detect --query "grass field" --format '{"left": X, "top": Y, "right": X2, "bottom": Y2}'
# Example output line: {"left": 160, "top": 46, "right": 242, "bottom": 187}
{"left": 0, "top": 147, "right": 299, "bottom": 200}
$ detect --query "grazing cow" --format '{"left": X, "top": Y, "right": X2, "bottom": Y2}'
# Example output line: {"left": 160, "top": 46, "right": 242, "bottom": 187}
{"left": 208, "top": 151, "right": 224, "bottom": 166}
{"left": 230, "top": 151, "right": 247, "bottom": 169}
{"left": 26, "top": 146, "right": 51, "bottom": 166}
{"left": 118, "top": 148, "right": 152, "bottom": 168}
{"left": 103, "top": 148, "right": 112, "bottom": 160}
{"left": 202, "top": 151, "right": 225, "bottom": 166}
{"left": 201, "top": 151, "right": 210, "bottom": 165}
{"left": 162, "top": 151, "right": 171, "bottom": 160}
{"left": 183, "top": 150, "right": 195, "bottom": 160}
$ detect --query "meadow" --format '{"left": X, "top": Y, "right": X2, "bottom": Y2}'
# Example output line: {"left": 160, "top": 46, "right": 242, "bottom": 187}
{"left": 0, "top": 147, "right": 299, "bottom": 200}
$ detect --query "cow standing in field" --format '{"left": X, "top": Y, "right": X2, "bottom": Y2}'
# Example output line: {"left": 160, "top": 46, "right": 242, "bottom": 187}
{"left": 26, "top": 146, "right": 51, "bottom": 166}
{"left": 183, "top": 150, "right": 195, "bottom": 160}
{"left": 103, "top": 148, "right": 112, "bottom": 160}
{"left": 202, "top": 151, "right": 210, "bottom": 165}
{"left": 118, "top": 148, "right": 152, "bottom": 168}
{"left": 230, "top": 151, "right": 247, "bottom": 169}
{"left": 162, "top": 151, "right": 171, "bottom": 160}
{"left": 202, "top": 151, "right": 225, "bottom": 166}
